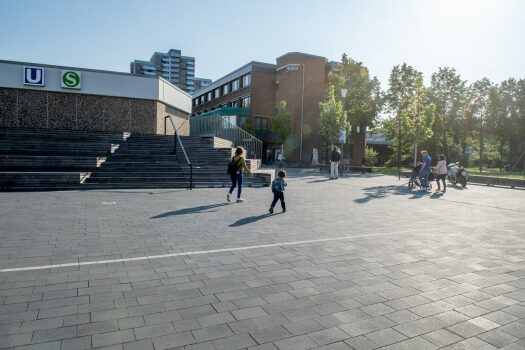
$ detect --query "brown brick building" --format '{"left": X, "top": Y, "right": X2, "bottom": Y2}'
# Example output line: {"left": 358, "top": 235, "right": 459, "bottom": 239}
{"left": 192, "top": 52, "right": 366, "bottom": 165}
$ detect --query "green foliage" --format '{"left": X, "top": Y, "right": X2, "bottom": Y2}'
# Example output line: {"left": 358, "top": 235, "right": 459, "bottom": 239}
{"left": 242, "top": 118, "right": 256, "bottom": 135}
{"left": 319, "top": 85, "right": 347, "bottom": 144}
{"left": 428, "top": 67, "right": 467, "bottom": 158}
{"left": 364, "top": 146, "right": 378, "bottom": 166}
{"left": 271, "top": 100, "right": 293, "bottom": 150}
{"left": 382, "top": 66, "right": 434, "bottom": 165}
{"left": 329, "top": 54, "right": 382, "bottom": 131}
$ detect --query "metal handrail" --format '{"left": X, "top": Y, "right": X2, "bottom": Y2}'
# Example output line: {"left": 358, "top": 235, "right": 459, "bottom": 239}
{"left": 165, "top": 115, "right": 192, "bottom": 190}
{"left": 190, "top": 114, "right": 263, "bottom": 161}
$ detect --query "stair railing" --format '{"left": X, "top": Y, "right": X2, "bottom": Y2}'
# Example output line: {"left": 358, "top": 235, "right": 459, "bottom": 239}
{"left": 190, "top": 114, "right": 263, "bottom": 162}
{"left": 165, "top": 115, "right": 192, "bottom": 190}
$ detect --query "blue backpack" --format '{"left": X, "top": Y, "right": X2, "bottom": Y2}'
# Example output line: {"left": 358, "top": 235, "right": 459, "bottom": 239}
{"left": 271, "top": 178, "right": 283, "bottom": 192}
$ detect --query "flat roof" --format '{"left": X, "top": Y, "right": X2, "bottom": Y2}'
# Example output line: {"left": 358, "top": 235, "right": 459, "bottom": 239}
{"left": 192, "top": 61, "right": 276, "bottom": 97}
{"left": 276, "top": 52, "right": 328, "bottom": 61}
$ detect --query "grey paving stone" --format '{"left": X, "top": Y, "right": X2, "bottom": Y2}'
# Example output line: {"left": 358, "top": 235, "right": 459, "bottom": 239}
{"left": 393, "top": 316, "right": 447, "bottom": 338}
{"left": 421, "top": 328, "right": 464, "bottom": 347}
{"left": 212, "top": 333, "right": 257, "bottom": 350}
{"left": 273, "top": 334, "right": 318, "bottom": 350}
{"left": 13, "top": 341, "right": 61, "bottom": 350}
{"left": 122, "top": 339, "right": 154, "bottom": 350}
{"left": 198, "top": 312, "right": 236, "bottom": 328}
{"left": 343, "top": 335, "right": 379, "bottom": 350}
{"left": 231, "top": 306, "right": 268, "bottom": 320}
{"left": 339, "top": 316, "right": 396, "bottom": 337}
{"left": 117, "top": 316, "right": 145, "bottom": 330}
{"left": 191, "top": 324, "right": 233, "bottom": 342}
{"left": 92, "top": 329, "right": 135, "bottom": 347}
{"left": 133, "top": 323, "right": 175, "bottom": 340}
{"left": 456, "top": 337, "right": 497, "bottom": 350}
{"left": 364, "top": 328, "right": 407, "bottom": 347}
{"left": 378, "top": 336, "right": 438, "bottom": 350}
{"left": 283, "top": 318, "right": 324, "bottom": 335}
{"left": 60, "top": 335, "right": 91, "bottom": 350}
{"left": 250, "top": 325, "right": 291, "bottom": 344}
{"left": 76, "top": 320, "right": 119, "bottom": 336}
{"left": 477, "top": 329, "right": 519, "bottom": 348}
{"left": 309, "top": 327, "right": 350, "bottom": 346}
{"left": 31, "top": 326, "right": 76, "bottom": 343}
{"left": 151, "top": 331, "right": 196, "bottom": 350}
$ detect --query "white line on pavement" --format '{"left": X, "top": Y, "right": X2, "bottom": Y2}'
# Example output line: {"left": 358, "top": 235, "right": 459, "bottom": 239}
{"left": 0, "top": 230, "right": 413, "bottom": 273}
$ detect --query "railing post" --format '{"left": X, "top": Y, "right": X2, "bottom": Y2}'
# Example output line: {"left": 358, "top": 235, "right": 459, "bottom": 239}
{"left": 174, "top": 130, "right": 177, "bottom": 155}
{"left": 189, "top": 164, "right": 193, "bottom": 190}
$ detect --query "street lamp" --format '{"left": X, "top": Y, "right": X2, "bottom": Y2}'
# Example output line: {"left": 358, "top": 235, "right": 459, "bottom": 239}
{"left": 340, "top": 89, "right": 347, "bottom": 162}
{"left": 276, "top": 63, "right": 304, "bottom": 162}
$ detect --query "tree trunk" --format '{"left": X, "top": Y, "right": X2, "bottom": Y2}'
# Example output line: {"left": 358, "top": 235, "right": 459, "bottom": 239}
{"left": 479, "top": 122, "right": 483, "bottom": 173}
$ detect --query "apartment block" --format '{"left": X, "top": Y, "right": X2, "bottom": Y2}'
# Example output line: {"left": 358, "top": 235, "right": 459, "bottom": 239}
{"left": 131, "top": 49, "right": 209, "bottom": 94}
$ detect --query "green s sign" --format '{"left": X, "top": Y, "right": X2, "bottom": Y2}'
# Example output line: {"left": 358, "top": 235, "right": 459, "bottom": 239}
{"left": 61, "top": 70, "right": 81, "bottom": 89}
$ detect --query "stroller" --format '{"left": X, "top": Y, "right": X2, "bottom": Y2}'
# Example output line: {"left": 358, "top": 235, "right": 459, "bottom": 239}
{"left": 407, "top": 163, "right": 433, "bottom": 190}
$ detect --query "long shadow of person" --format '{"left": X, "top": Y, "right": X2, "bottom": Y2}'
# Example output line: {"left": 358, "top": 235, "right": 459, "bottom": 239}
{"left": 151, "top": 203, "right": 229, "bottom": 219}
{"left": 229, "top": 213, "right": 280, "bottom": 227}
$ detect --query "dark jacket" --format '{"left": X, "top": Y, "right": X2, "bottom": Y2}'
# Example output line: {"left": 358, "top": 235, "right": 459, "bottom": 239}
{"left": 330, "top": 150, "right": 341, "bottom": 162}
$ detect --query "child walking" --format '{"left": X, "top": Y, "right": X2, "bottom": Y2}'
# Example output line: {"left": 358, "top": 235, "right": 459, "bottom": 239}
{"left": 269, "top": 170, "right": 287, "bottom": 213}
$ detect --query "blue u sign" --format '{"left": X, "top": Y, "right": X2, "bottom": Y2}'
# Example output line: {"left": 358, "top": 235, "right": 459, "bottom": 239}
{"left": 23, "top": 66, "right": 45, "bottom": 86}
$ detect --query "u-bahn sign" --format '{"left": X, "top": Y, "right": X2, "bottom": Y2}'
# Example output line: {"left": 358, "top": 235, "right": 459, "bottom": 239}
{"left": 23, "top": 66, "right": 45, "bottom": 86}
{"left": 61, "top": 70, "right": 82, "bottom": 89}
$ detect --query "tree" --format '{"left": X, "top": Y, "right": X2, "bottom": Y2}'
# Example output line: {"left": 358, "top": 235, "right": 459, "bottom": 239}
{"left": 319, "top": 85, "right": 346, "bottom": 146}
{"left": 384, "top": 63, "right": 423, "bottom": 168}
{"left": 271, "top": 101, "right": 293, "bottom": 153}
{"left": 363, "top": 146, "right": 378, "bottom": 166}
{"left": 428, "top": 67, "right": 466, "bottom": 159}
{"left": 329, "top": 54, "right": 382, "bottom": 132}
{"left": 467, "top": 78, "right": 493, "bottom": 172}
{"left": 382, "top": 76, "right": 434, "bottom": 166}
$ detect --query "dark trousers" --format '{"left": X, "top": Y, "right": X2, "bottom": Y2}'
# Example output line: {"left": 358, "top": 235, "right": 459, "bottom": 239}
{"left": 436, "top": 174, "right": 446, "bottom": 190}
{"left": 229, "top": 173, "right": 243, "bottom": 198}
{"left": 270, "top": 190, "right": 285, "bottom": 209}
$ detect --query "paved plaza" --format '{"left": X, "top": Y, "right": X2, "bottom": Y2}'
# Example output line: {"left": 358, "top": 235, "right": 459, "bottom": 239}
{"left": 1, "top": 170, "right": 524, "bottom": 350}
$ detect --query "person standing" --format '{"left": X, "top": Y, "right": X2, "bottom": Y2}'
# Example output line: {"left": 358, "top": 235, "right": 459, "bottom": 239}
{"left": 269, "top": 170, "right": 287, "bottom": 213}
{"left": 330, "top": 146, "right": 341, "bottom": 179}
{"left": 419, "top": 150, "right": 432, "bottom": 190}
{"left": 435, "top": 154, "right": 447, "bottom": 192}
{"left": 227, "top": 146, "right": 252, "bottom": 203}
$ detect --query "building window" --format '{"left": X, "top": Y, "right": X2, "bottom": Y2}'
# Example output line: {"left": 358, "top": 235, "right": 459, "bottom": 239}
{"left": 200, "top": 96, "right": 204, "bottom": 104}
{"left": 222, "top": 84, "right": 229, "bottom": 95}
{"left": 215, "top": 88, "right": 220, "bottom": 98}
{"left": 254, "top": 116, "right": 269, "bottom": 130}
{"left": 207, "top": 92, "right": 212, "bottom": 101}
{"left": 194, "top": 98, "right": 199, "bottom": 106}
{"left": 242, "top": 74, "right": 251, "bottom": 87}
{"left": 232, "top": 79, "right": 239, "bottom": 92}
{"left": 241, "top": 96, "right": 251, "bottom": 107}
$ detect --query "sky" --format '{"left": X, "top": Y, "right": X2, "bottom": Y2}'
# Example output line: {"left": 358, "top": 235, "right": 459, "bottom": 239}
{"left": 1, "top": 0, "right": 524, "bottom": 89}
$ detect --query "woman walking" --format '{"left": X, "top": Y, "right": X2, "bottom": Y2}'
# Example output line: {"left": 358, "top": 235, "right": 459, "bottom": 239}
{"left": 227, "top": 146, "right": 252, "bottom": 203}
{"left": 435, "top": 154, "right": 447, "bottom": 192}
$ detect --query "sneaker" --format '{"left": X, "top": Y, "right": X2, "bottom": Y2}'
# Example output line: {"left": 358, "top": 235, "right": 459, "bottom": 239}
{"left": 269, "top": 207, "right": 273, "bottom": 214}
{"left": 227, "top": 193, "right": 231, "bottom": 203}
{"left": 236, "top": 198, "right": 244, "bottom": 203}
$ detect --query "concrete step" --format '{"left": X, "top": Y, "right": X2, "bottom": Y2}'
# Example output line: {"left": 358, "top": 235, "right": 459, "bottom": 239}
{"left": 0, "top": 172, "right": 87, "bottom": 187}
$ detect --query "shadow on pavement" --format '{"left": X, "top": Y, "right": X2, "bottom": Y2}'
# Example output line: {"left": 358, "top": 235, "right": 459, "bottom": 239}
{"left": 355, "top": 185, "right": 429, "bottom": 203}
{"left": 151, "top": 203, "right": 229, "bottom": 218}
{"left": 229, "top": 213, "right": 280, "bottom": 227}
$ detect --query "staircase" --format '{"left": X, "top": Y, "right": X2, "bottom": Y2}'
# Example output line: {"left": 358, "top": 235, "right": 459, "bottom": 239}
{"left": 0, "top": 128, "right": 127, "bottom": 190}
{"left": 178, "top": 136, "right": 266, "bottom": 188}
{"left": 85, "top": 134, "right": 267, "bottom": 189}
{"left": 0, "top": 128, "right": 269, "bottom": 190}
{"left": 84, "top": 134, "right": 186, "bottom": 189}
